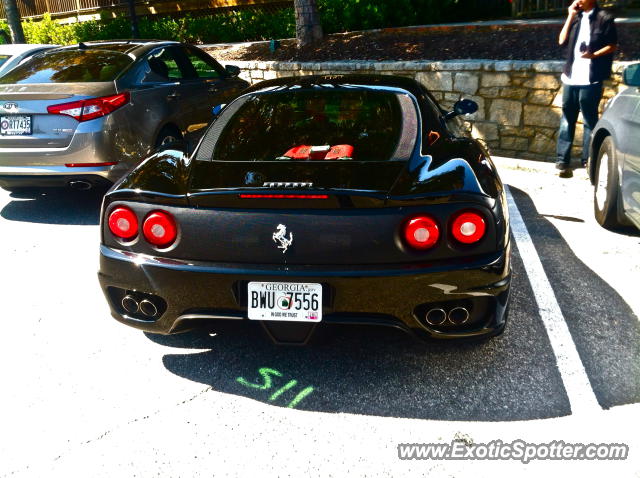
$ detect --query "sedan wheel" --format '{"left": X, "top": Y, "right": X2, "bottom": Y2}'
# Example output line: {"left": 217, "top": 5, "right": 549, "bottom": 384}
{"left": 593, "top": 136, "right": 623, "bottom": 229}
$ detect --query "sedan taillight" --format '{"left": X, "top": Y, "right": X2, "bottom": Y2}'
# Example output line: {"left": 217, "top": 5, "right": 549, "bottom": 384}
{"left": 403, "top": 215, "right": 440, "bottom": 250}
{"left": 451, "top": 211, "right": 486, "bottom": 244}
{"left": 108, "top": 207, "right": 138, "bottom": 241}
{"left": 47, "top": 92, "right": 130, "bottom": 122}
{"left": 143, "top": 211, "right": 177, "bottom": 248}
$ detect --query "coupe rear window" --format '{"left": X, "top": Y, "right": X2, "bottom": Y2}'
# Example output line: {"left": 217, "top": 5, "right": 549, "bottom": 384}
{"left": 212, "top": 89, "right": 404, "bottom": 162}
{"left": 0, "top": 50, "right": 133, "bottom": 84}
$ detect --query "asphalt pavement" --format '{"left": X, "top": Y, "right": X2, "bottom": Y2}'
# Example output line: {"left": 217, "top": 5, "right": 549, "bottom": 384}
{"left": 0, "top": 157, "right": 638, "bottom": 477}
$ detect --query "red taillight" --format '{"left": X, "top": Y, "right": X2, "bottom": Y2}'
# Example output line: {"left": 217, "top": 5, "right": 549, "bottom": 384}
{"left": 143, "top": 211, "right": 177, "bottom": 248}
{"left": 403, "top": 216, "right": 440, "bottom": 250}
{"left": 108, "top": 207, "right": 138, "bottom": 240}
{"left": 47, "top": 92, "right": 130, "bottom": 122}
{"left": 451, "top": 211, "right": 486, "bottom": 244}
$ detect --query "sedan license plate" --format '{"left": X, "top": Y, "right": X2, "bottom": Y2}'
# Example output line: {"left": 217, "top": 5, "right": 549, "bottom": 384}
{"left": 247, "top": 282, "right": 322, "bottom": 322}
{"left": 0, "top": 115, "right": 32, "bottom": 136}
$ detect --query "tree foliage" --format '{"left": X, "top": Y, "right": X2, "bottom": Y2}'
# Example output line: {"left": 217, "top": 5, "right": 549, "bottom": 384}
{"left": 0, "top": 1, "right": 511, "bottom": 45}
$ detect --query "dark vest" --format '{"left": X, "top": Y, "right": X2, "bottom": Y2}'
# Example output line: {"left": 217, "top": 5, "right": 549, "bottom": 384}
{"left": 562, "top": 6, "right": 618, "bottom": 83}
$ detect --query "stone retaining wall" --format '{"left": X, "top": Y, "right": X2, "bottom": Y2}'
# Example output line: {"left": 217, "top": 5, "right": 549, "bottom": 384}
{"left": 209, "top": 55, "right": 634, "bottom": 161}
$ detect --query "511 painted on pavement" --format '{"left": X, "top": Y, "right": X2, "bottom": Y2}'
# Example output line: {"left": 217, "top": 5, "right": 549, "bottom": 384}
{"left": 236, "top": 367, "right": 314, "bottom": 408}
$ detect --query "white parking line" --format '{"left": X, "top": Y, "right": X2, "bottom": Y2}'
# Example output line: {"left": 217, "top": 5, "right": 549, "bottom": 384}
{"left": 506, "top": 186, "right": 601, "bottom": 415}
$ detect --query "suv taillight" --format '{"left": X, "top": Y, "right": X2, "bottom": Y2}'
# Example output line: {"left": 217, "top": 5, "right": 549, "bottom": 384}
{"left": 47, "top": 92, "right": 130, "bottom": 122}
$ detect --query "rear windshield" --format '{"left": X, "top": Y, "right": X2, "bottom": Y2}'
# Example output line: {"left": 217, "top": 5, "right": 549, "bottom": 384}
{"left": 211, "top": 89, "right": 403, "bottom": 162}
{"left": 0, "top": 50, "right": 133, "bottom": 84}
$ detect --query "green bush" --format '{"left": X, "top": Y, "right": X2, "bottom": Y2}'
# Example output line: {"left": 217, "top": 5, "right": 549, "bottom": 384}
{"left": 317, "top": 0, "right": 459, "bottom": 33}
{"left": 14, "top": 9, "right": 295, "bottom": 46}
{"left": 10, "top": 1, "right": 509, "bottom": 46}
{"left": 443, "top": 0, "right": 511, "bottom": 22}
{"left": 0, "top": 20, "right": 10, "bottom": 43}
{"left": 23, "top": 13, "right": 77, "bottom": 44}
{"left": 73, "top": 15, "right": 131, "bottom": 42}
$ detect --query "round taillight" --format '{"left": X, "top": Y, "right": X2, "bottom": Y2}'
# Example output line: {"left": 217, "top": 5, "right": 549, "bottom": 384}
{"left": 451, "top": 211, "right": 486, "bottom": 244}
{"left": 404, "top": 216, "right": 440, "bottom": 250}
{"left": 108, "top": 207, "right": 138, "bottom": 240}
{"left": 143, "top": 211, "right": 177, "bottom": 248}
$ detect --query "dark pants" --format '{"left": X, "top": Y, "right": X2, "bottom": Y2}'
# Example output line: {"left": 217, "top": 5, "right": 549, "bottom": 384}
{"left": 556, "top": 82, "right": 603, "bottom": 165}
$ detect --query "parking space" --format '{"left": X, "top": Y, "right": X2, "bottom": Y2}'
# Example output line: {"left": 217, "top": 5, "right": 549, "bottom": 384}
{"left": 508, "top": 184, "right": 640, "bottom": 410}
{"left": 0, "top": 157, "right": 638, "bottom": 477}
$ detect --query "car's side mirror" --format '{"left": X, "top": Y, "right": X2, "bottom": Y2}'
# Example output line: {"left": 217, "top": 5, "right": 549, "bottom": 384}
{"left": 225, "top": 64, "right": 241, "bottom": 78}
{"left": 212, "top": 104, "right": 227, "bottom": 117}
{"left": 623, "top": 63, "right": 640, "bottom": 87}
{"left": 445, "top": 99, "right": 479, "bottom": 120}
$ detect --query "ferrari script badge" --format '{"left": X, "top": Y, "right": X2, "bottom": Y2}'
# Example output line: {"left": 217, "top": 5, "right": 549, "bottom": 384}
{"left": 272, "top": 224, "right": 293, "bottom": 253}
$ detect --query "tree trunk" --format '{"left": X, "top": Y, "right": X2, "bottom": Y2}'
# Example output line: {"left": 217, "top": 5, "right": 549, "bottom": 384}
{"left": 2, "top": 0, "right": 25, "bottom": 44}
{"left": 294, "top": 0, "right": 323, "bottom": 47}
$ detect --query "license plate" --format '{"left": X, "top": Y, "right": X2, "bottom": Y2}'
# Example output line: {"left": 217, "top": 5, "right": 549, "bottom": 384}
{"left": 247, "top": 282, "right": 322, "bottom": 322}
{"left": 0, "top": 115, "right": 32, "bottom": 136}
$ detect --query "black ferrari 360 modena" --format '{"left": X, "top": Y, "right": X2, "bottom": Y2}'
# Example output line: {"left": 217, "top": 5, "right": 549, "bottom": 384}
{"left": 98, "top": 74, "right": 511, "bottom": 344}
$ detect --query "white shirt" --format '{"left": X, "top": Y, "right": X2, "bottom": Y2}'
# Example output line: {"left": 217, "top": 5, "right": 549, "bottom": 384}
{"left": 561, "top": 11, "right": 595, "bottom": 86}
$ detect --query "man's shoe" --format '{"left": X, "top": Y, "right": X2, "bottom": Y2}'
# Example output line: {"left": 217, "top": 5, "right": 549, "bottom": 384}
{"left": 559, "top": 168, "right": 573, "bottom": 178}
{"left": 556, "top": 161, "right": 573, "bottom": 177}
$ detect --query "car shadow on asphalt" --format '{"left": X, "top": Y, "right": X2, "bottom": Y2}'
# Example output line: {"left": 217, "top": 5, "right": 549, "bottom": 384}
{"left": 0, "top": 187, "right": 108, "bottom": 225}
{"left": 143, "top": 185, "right": 638, "bottom": 421}
{"left": 508, "top": 186, "right": 640, "bottom": 411}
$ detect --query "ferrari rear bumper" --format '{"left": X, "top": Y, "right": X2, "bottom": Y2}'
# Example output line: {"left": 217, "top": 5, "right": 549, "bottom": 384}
{"left": 98, "top": 242, "right": 511, "bottom": 342}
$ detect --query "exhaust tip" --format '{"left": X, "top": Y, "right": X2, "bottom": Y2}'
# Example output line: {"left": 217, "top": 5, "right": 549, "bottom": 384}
{"left": 425, "top": 308, "right": 447, "bottom": 326}
{"left": 121, "top": 295, "right": 139, "bottom": 314}
{"left": 449, "top": 307, "right": 470, "bottom": 325}
{"left": 69, "top": 180, "right": 92, "bottom": 191}
{"left": 139, "top": 299, "right": 158, "bottom": 318}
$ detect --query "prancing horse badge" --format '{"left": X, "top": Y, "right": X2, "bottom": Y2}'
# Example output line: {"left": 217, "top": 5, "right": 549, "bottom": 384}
{"left": 272, "top": 224, "right": 293, "bottom": 253}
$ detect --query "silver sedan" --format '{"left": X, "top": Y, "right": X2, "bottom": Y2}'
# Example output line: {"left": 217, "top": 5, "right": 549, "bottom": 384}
{"left": 0, "top": 40, "right": 248, "bottom": 191}
{"left": 589, "top": 62, "right": 640, "bottom": 230}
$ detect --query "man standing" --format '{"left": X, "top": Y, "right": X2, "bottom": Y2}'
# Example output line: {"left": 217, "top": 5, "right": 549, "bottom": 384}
{"left": 556, "top": 0, "right": 617, "bottom": 178}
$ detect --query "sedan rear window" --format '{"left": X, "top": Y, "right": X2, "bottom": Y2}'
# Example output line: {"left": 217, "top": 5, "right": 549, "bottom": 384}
{"left": 0, "top": 50, "right": 133, "bottom": 84}
{"left": 211, "top": 89, "right": 404, "bottom": 162}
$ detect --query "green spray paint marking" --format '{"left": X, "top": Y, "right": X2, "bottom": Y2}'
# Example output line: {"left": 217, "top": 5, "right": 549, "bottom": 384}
{"left": 236, "top": 367, "right": 282, "bottom": 390}
{"left": 269, "top": 380, "right": 298, "bottom": 401}
{"left": 287, "top": 386, "right": 314, "bottom": 408}
{"left": 236, "top": 368, "right": 314, "bottom": 408}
